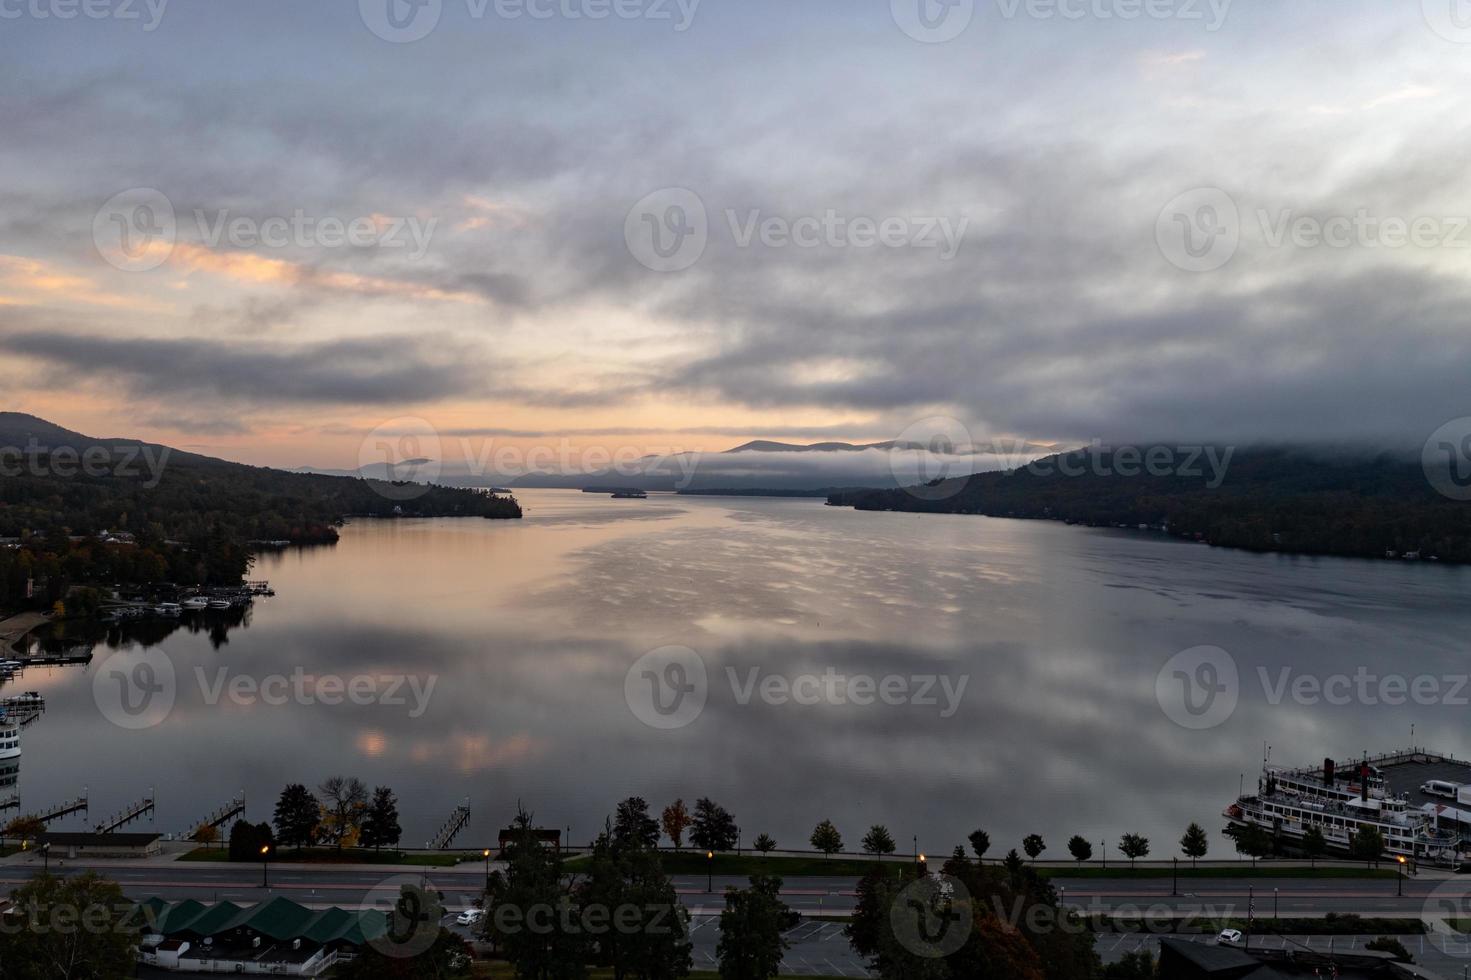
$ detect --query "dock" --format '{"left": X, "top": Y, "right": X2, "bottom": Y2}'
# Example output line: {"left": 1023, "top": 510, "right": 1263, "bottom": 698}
{"left": 36, "top": 795, "right": 88, "bottom": 823}
{"left": 95, "top": 790, "right": 154, "bottom": 833}
{"left": 180, "top": 792, "right": 245, "bottom": 838}
{"left": 426, "top": 798, "right": 471, "bottom": 850}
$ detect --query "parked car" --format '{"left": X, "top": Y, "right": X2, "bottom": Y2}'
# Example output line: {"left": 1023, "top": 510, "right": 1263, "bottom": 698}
{"left": 455, "top": 908, "right": 485, "bottom": 926}
{"left": 1216, "top": 929, "right": 1243, "bottom": 946}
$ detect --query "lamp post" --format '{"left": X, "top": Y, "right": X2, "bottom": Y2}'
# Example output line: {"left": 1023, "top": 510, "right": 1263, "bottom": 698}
{"left": 1172, "top": 857, "right": 1178, "bottom": 897}
{"left": 483, "top": 848, "right": 491, "bottom": 892}
{"left": 706, "top": 851, "right": 714, "bottom": 893}
{"left": 1273, "top": 887, "right": 1278, "bottom": 920}
{"left": 260, "top": 844, "right": 270, "bottom": 889}
{"left": 41, "top": 842, "right": 49, "bottom": 873}
{"left": 1101, "top": 839, "right": 1106, "bottom": 870}
{"left": 1397, "top": 855, "right": 1406, "bottom": 897}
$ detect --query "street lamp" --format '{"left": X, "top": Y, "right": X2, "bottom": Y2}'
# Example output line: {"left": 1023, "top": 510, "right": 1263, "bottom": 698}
{"left": 1172, "top": 857, "right": 1178, "bottom": 897}
{"left": 1397, "top": 855, "right": 1406, "bottom": 897}
{"left": 706, "top": 851, "right": 714, "bottom": 893}
{"left": 483, "top": 848, "right": 491, "bottom": 892}
{"left": 260, "top": 844, "right": 271, "bottom": 888}
{"left": 41, "top": 842, "right": 49, "bottom": 873}
{"left": 1273, "top": 887, "right": 1278, "bottom": 920}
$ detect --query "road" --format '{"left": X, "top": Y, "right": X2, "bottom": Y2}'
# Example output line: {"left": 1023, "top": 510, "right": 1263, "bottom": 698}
{"left": 8, "top": 863, "right": 1471, "bottom": 978}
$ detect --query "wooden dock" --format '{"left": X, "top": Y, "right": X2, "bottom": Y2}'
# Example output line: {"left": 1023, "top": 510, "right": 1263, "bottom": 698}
{"left": 181, "top": 792, "right": 245, "bottom": 838}
{"left": 427, "top": 798, "right": 470, "bottom": 850}
{"left": 96, "top": 790, "right": 154, "bottom": 833}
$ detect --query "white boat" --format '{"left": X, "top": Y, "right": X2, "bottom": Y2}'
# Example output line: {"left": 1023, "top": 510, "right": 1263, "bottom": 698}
{"left": 0, "top": 722, "right": 21, "bottom": 760}
{"left": 154, "top": 603, "right": 182, "bottom": 617}
{"left": 182, "top": 597, "right": 209, "bottom": 610}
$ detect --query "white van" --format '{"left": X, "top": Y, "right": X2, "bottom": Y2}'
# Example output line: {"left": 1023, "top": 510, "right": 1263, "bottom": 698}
{"left": 1422, "top": 780, "right": 1459, "bottom": 798}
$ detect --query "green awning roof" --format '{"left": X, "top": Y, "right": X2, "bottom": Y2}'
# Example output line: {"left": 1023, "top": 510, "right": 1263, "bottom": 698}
{"left": 135, "top": 896, "right": 385, "bottom": 947}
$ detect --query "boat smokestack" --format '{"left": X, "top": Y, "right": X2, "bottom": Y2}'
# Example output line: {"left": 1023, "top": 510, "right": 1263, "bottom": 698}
{"left": 1324, "top": 758, "right": 1335, "bottom": 787}
{"left": 1360, "top": 761, "right": 1370, "bottom": 801}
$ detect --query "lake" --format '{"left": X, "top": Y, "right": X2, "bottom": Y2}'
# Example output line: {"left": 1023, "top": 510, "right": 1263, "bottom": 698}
{"left": 13, "top": 488, "right": 1471, "bottom": 859}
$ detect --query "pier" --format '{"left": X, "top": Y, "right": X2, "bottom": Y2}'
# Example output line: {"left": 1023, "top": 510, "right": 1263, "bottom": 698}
{"left": 0, "top": 794, "right": 18, "bottom": 812}
{"left": 36, "top": 794, "right": 88, "bottom": 823}
{"left": 426, "top": 798, "right": 470, "bottom": 850}
{"left": 95, "top": 789, "right": 154, "bottom": 833}
{"left": 181, "top": 792, "right": 245, "bottom": 838}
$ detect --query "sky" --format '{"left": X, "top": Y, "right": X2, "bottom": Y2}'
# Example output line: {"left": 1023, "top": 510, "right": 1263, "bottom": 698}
{"left": 2, "top": 0, "right": 1469, "bottom": 471}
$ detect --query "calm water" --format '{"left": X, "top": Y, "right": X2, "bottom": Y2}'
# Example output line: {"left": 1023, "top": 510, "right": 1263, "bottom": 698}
{"left": 12, "top": 489, "right": 1471, "bottom": 857}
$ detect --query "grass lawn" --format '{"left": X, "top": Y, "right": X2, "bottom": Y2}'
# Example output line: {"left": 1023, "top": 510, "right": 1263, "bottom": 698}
{"left": 651, "top": 852, "right": 909, "bottom": 878}
{"left": 181, "top": 846, "right": 470, "bottom": 867}
{"left": 1045, "top": 865, "right": 1399, "bottom": 880}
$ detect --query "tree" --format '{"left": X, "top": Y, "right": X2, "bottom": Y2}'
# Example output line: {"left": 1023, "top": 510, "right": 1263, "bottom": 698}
{"left": 1351, "top": 824, "right": 1385, "bottom": 867}
{"left": 4, "top": 813, "right": 45, "bottom": 848}
{"left": 580, "top": 826, "right": 691, "bottom": 980}
{"left": 613, "top": 796, "right": 660, "bottom": 852}
{"left": 753, "top": 833, "right": 776, "bottom": 854}
{"left": 273, "top": 782, "right": 319, "bottom": 850}
{"left": 690, "top": 798, "right": 738, "bottom": 852}
{"left": 318, "top": 776, "right": 369, "bottom": 851}
{"left": 717, "top": 875, "right": 798, "bottom": 980}
{"left": 1302, "top": 826, "right": 1326, "bottom": 868}
{"left": 335, "top": 927, "right": 472, "bottom": 979}
{"left": 662, "top": 798, "right": 691, "bottom": 849}
{"left": 1118, "top": 833, "right": 1150, "bottom": 868}
{"left": 1102, "top": 950, "right": 1156, "bottom": 979}
{"left": 0, "top": 872, "right": 138, "bottom": 980}
{"left": 1365, "top": 937, "right": 1414, "bottom": 963}
{"left": 1022, "top": 834, "right": 1045, "bottom": 862}
{"left": 968, "top": 828, "right": 990, "bottom": 863}
{"left": 228, "top": 818, "right": 275, "bottom": 862}
{"left": 193, "top": 822, "right": 220, "bottom": 850}
{"left": 483, "top": 805, "right": 590, "bottom": 980}
{"left": 1002, "top": 848, "right": 1026, "bottom": 886}
{"left": 941, "top": 845, "right": 971, "bottom": 878}
{"left": 810, "top": 819, "right": 843, "bottom": 857}
{"left": 1226, "top": 824, "right": 1273, "bottom": 867}
{"left": 1180, "top": 822, "right": 1209, "bottom": 867}
{"left": 1067, "top": 835, "right": 1092, "bottom": 867}
{"left": 360, "top": 786, "right": 402, "bottom": 851}
{"left": 861, "top": 824, "right": 896, "bottom": 857}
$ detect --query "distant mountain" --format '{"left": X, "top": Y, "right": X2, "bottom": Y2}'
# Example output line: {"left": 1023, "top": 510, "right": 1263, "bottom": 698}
{"left": 723, "top": 439, "right": 899, "bottom": 453}
{"left": 828, "top": 445, "right": 1471, "bottom": 564}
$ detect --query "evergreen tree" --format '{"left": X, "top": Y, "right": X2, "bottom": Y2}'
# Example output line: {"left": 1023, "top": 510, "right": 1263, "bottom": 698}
{"left": 689, "top": 798, "right": 738, "bottom": 851}
{"left": 613, "top": 797, "right": 660, "bottom": 853}
{"left": 273, "top": 783, "right": 319, "bottom": 850}
{"left": 360, "top": 786, "right": 402, "bottom": 851}
{"left": 861, "top": 824, "right": 896, "bottom": 857}
{"left": 1180, "top": 822, "right": 1209, "bottom": 867}
{"left": 717, "top": 875, "right": 798, "bottom": 980}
